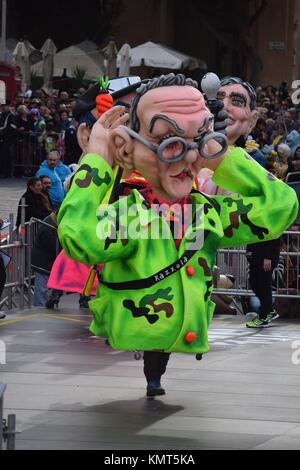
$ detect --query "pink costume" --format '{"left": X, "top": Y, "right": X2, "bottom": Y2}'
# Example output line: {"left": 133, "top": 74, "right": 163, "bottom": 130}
{"left": 47, "top": 250, "right": 101, "bottom": 295}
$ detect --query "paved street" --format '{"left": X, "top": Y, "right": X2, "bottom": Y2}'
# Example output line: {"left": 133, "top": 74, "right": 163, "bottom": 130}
{"left": 0, "top": 178, "right": 25, "bottom": 222}
{"left": 1, "top": 298, "right": 300, "bottom": 450}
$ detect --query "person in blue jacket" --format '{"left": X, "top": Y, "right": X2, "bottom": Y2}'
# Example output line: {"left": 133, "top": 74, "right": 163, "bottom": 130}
{"left": 36, "top": 150, "right": 70, "bottom": 210}
{"left": 55, "top": 158, "right": 72, "bottom": 185}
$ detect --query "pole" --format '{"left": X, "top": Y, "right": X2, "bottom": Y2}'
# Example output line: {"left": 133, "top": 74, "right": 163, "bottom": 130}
{"left": 0, "top": 0, "right": 7, "bottom": 62}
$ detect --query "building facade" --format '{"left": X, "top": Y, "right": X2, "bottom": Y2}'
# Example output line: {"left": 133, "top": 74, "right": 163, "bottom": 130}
{"left": 249, "top": 0, "right": 300, "bottom": 86}
{"left": 112, "top": 0, "right": 300, "bottom": 87}
{"left": 3, "top": 0, "right": 300, "bottom": 88}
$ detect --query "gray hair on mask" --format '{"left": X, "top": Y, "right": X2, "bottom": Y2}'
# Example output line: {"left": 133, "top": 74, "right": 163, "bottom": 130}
{"left": 130, "top": 73, "right": 199, "bottom": 132}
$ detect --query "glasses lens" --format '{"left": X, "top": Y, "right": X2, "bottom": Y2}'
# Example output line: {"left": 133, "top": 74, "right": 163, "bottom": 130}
{"left": 199, "top": 133, "right": 228, "bottom": 160}
{"left": 160, "top": 138, "right": 185, "bottom": 161}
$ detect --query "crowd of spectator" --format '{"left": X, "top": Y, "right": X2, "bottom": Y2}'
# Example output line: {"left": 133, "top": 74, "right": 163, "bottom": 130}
{"left": 246, "top": 81, "right": 300, "bottom": 183}
{"left": 0, "top": 87, "right": 83, "bottom": 178}
{"left": 2, "top": 80, "right": 300, "bottom": 184}
{"left": 16, "top": 149, "right": 72, "bottom": 228}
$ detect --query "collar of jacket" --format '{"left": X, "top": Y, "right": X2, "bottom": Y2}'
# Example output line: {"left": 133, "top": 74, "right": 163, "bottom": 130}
{"left": 128, "top": 189, "right": 224, "bottom": 249}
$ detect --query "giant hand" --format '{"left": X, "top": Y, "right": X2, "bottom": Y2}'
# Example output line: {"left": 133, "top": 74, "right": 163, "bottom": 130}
{"left": 87, "top": 105, "right": 129, "bottom": 167}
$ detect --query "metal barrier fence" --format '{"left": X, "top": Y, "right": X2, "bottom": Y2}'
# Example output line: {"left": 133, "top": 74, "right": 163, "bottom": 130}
{"left": 0, "top": 207, "right": 57, "bottom": 311}
{"left": 15, "top": 131, "right": 43, "bottom": 175}
{"left": 0, "top": 209, "right": 28, "bottom": 311}
{"left": 215, "top": 231, "right": 300, "bottom": 300}
{"left": 0, "top": 130, "right": 64, "bottom": 177}
{"left": 0, "top": 383, "right": 5, "bottom": 450}
{"left": 1, "top": 208, "right": 300, "bottom": 310}
{"left": 13, "top": 131, "right": 63, "bottom": 176}
{"left": 0, "top": 384, "right": 16, "bottom": 451}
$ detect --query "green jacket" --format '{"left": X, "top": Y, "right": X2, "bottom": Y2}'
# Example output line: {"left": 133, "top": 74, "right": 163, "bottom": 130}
{"left": 58, "top": 147, "right": 298, "bottom": 354}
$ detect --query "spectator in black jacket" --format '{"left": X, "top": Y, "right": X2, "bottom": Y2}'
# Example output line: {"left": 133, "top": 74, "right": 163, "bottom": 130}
{"left": 31, "top": 212, "right": 62, "bottom": 306}
{"left": 0, "top": 102, "right": 17, "bottom": 177}
{"left": 16, "top": 177, "right": 51, "bottom": 229}
{"left": 246, "top": 238, "right": 281, "bottom": 328}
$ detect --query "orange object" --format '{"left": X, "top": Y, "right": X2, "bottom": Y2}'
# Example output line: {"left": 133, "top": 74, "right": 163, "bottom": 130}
{"left": 96, "top": 93, "right": 113, "bottom": 118}
{"left": 96, "top": 76, "right": 114, "bottom": 118}
{"left": 185, "top": 332, "right": 197, "bottom": 344}
{"left": 186, "top": 266, "right": 195, "bottom": 277}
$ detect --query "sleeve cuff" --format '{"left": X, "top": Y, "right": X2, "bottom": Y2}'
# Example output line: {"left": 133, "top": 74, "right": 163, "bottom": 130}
{"left": 79, "top": 153, "right": 113, "bottom": 176}
{"left": 74, "top": 153, "right": 114, "bottom": 190}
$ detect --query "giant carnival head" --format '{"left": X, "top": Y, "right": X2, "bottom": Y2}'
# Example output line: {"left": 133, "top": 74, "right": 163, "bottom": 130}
{"left": 218, "top": 76, "right": 258, "bottom": 145}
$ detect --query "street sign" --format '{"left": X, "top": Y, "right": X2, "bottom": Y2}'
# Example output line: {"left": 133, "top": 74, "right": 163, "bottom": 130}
{"left": 269, "top": 41, "right": 285, "bottom": 51}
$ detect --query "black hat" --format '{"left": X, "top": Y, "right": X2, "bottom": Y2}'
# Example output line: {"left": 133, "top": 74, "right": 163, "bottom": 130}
{"left": 73, "top": 76, "right": 142, "bottom": 121}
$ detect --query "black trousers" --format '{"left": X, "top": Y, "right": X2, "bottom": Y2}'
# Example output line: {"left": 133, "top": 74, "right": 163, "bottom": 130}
{"left": 0, "top": 141, "right": 15, "bottom": 178}
{"left": 143, "top": 351, "right": 170, "bottom": 383}
{"left": 249, "top": 261, "right": 275, "bottom": 318}
{"left": 0, "top": 256, "right": 6, "bottom": 301}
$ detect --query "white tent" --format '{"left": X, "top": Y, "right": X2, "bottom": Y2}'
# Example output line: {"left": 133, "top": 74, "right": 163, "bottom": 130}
{"left": 32, "top": 40, "right": 105, "bottom": 80}
{"left": 2, "top": 38, "right": 18, "bottom": 63}
{"left": 12, "top": 41, "right": 32, "bottom": 92}
{"left": 118, "top": 43, "right": 131, "bottom": 76}
{"left": 102, "top": 40, "right": 118, "bottom": 77}
{"left": 117, "top": 41, "right": 207, "bottom": 71}
{"left": 40, "top": 38, "right": 57, "bottom": 93}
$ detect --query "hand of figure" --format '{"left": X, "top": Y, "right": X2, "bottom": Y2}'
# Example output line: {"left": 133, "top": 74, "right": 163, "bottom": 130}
{"left": 87, "top": 106, "right": 129, "bottom": 167}
{"left": 210, "top": 99, "right": 228, "bottom": 137}
{"left": 202, "top": 136, "right": 226, "bottom": 171}
{"left": 263, "top": 259, "right": 272, "bottom": 272}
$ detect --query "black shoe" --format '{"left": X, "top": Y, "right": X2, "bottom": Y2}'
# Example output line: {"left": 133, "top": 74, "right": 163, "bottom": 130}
{"left": 146, "top": 379, "right": 166, "bottom": 398}
{"left": 46, "top": 295, "right": 60, "bottom": 309}
{"left": 146, "top": 387, "right": 166, "bottom": 398}
{"left": 0, "top": 311, "right": 6, "bottom": 319}
{"left": 79, "top": 295, "right": 91, "bottom": 309}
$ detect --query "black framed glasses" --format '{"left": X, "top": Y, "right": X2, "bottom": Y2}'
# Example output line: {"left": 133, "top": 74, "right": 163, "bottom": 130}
{"left": 119, "top": 126, "right": 228, "bottom": 162}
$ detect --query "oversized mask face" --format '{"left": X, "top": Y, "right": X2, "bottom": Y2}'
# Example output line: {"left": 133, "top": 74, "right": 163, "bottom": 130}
{"left": 218, "top": 84, "right": 258, "bottom": 145}
{"left": 128, "top": 86, "right": 211, "bottom": 202}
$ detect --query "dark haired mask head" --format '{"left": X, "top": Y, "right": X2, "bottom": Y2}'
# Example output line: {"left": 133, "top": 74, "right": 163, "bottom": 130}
{"left": 73, "top": 76, "right": 142, "bottom": 124}
{"left": 218, "top": 76, "right": 259, "bottom": 145}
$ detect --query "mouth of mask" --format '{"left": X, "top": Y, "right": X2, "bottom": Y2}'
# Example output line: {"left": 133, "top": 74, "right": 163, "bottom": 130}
{"left": 172, "top": 169, "right": 193, "bottom": 181}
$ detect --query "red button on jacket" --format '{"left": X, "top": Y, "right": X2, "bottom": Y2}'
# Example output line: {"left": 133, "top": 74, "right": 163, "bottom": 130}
{"left": 185, "top": 332, "right": 197, "bottom": 344}
{"left": 186, "top": 266, "right": 195, "bottom": 277}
